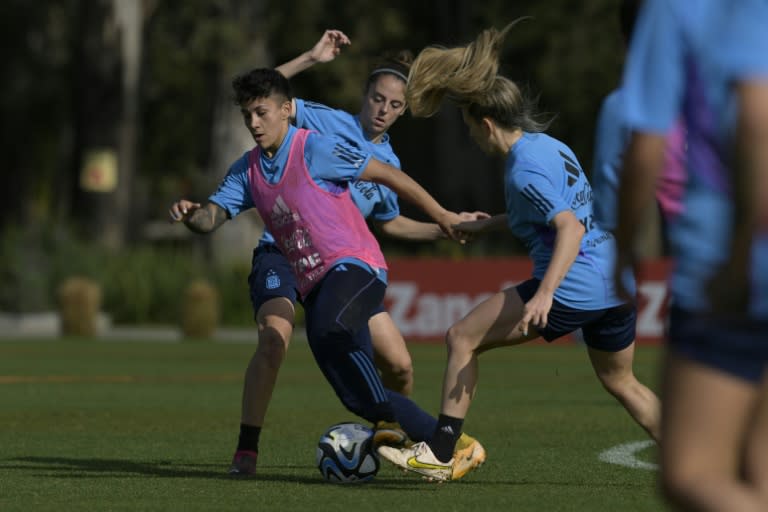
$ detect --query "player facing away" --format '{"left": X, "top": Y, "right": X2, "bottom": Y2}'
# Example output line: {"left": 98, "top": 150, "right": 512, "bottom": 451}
{"left": 614, "top": 0, "right": 768, "bottom": 510}
{"left": 377, "top": 21, "right": 661, "bottom": 482}
{"left": 591, "top": 0, "right": 687, "bottom": 240}
{"left": 230, "top": 30, "right": 487, "bottom": 475}
{"left": 168, "top": 68, "right": 486, "bottom": 480}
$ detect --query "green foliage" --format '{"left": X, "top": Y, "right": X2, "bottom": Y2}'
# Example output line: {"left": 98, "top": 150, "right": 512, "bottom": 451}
{"left": 141, "top": 0, "right": 263, "bottom": 189}
{"left": 4, "top": 0, "right": 631, "bottom": 262}
{"left": 0, "top": 227, "right": 54, "bottom": 312}
{"left": 210, "top": 261, "right": 253, "bottom": 326}
{"left": 0, "top": 227, "right": 256, "bottom": 326}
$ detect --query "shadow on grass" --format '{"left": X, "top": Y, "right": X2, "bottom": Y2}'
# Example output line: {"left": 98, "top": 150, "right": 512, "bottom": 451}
{"left": 4, "top": 457, "right": 647, "bottom": 490}
{"left": 2, "top": 456, "right": 433, "bottom": 488}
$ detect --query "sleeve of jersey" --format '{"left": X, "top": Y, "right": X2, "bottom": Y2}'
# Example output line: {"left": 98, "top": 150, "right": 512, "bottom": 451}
{"left": 591, "top": 92, "right": 627, "bottom": 229}
{"left": 294, "top": 99, "right": 347, "bottom": 135}
{"left": 208, "top": 154, "right": 254, "bottom": 218}
{"left": 508, "top": 170, "right": 570, "bottom": 225}
{"left": 304, "top": 132, "right": 372, "bottom": 183}
{"left": 370, "top": 186, "right": 400, "bottom": 222}
{"left": 621, "top": 0, "right": 684, "bottom": 133}
{"left": 716, "top": 1, "right": 768, "bottom": 79}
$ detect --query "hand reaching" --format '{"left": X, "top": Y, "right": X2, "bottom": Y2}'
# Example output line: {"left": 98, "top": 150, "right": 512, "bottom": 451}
{"left": 458, "top": 211, "right": 491, "bottom": 222}
{"left": 452, "top": 213, "right": 499, "bottom": 235}
{"left": 437, "top": 211, "right": 467, "bottom": 242}
{"left": 451, "top": 211, "right": 492, "bottom": 242}
{"left": 168, "top": 199, "right": 202, "bottom": 222}
{"left": 309, "top": 30, "right": 351, "bottom": 63}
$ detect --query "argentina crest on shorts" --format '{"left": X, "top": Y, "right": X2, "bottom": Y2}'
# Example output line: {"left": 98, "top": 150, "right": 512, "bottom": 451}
{"left": 266, "top": 269, "right": 281, "bottom": 290}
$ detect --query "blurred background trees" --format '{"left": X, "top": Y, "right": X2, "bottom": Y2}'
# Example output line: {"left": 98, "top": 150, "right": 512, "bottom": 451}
{"left": 0, "top": 0, "right": 630, "bottom": 322}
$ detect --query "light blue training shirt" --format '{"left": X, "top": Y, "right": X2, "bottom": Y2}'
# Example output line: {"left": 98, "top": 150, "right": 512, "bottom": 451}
{"left": 621, "top": 0, "right": 768, "bottom": 316}
{"left": 591, "top": 89, "right": 628, "bottom": 233}
{"left": 255, "top": 98, "right": 401, "bottom": 246}
{"left": 505, "top": 132, "right": 628, "bottom": 310}
{"left": 209, "top": 125, "right": 389, "bottom": 283}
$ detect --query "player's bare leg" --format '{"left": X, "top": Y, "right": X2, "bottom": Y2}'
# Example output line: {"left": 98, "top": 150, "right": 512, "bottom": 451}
{"left": 587, "top": 343, "right": 661, "bottom": 442}
{"left": 230, "top": 297, "right": 295, "bottom": 475}
{"left": 660, "top": 353, "right": 765, "bottom": 511}
{"left": 370, "top": 311, "right": 414, "bottom": 396}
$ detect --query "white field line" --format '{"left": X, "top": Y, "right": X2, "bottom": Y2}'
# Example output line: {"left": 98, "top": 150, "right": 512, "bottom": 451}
{"left": 598, "top": 440, "right": 658, "bottom": 471}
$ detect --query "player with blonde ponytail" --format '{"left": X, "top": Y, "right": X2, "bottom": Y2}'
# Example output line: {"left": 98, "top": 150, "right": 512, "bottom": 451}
{"left": 378, "top": 21, "right": 661, "bottom": 482}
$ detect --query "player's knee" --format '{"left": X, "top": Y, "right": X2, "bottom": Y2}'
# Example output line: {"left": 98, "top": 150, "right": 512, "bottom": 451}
{"left": 446, "top": 323, "right": 475, "bottom": 354}
{"left": 380, "top": 362, "right": 414, "bottom": 395}
{"left": 597, "top": 371, "right": 635, "bottom": 399}
{"left": 255, "top": 328, "right": 290, "bottom": 369}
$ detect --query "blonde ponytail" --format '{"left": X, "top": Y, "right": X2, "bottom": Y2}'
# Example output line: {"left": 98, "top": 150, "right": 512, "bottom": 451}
{"left": 407, "top": 20, "right": 520, "bottom": 117}
{"left": 407, "top": 19, "right": 549, "bottom": 132}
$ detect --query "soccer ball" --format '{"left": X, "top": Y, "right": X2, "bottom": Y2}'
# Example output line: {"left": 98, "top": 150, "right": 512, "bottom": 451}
{"left": 316, "top": 422, "right": 380, "bottom": 483}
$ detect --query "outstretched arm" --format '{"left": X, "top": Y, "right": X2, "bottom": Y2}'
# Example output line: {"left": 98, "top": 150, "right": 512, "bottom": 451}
{"left": 169, "top": 200, "right": 229, "bottom": 234}
{"left": 376, "top": 215, "right": 443, "bottom": 240}
{"left": 358, "top": 159, "right": 464, "bottom": 240}
{"left": 275, "top": 29, "right": 351, "bottom": 79}
{"left": 452, "top": 214, "right": 508, "bottom": 234}
{"left": 377, "top": 211, "right": 490, "bottom": 241}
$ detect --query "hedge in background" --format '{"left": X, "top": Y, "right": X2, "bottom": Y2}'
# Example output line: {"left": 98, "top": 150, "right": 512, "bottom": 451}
{"left": 0, "top": 227, "right": 257, "bottom": 327}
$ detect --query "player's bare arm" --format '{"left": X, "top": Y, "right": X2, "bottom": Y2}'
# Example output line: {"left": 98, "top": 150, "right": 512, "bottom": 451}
{"left": 359, "top": 159, "right": 464, "bottom": 240}
{"left": 613, "top": 132, "right": 666, "bottom": 299}
{"left": 378, "top": 211, "right": 489, "bottom": 242}
{"left": 517, "top": 210, "right": 583, "bottom": 335}
{"left": 452, "top": 213, "right": 507, "bottom": 234}
{"left": 275, "top": 30, "right": 351, "bottom": 79}
{"left": 169, "top": 200, "right": 228, "bottom": 234}
{"left": 274, "top": 30, "right": 351, "bottom": 123}
{"left": 377, "top": 215, "right": 443, "bottom": 240}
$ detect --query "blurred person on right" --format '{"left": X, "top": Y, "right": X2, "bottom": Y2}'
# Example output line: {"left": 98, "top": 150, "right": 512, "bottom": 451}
{"left": 614, "top": 0, "right": 768, "bottom": 510}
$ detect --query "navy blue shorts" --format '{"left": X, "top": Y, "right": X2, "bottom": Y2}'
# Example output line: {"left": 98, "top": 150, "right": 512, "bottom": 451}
{"left": 248, "top": 244, "right": 298, "bottom": 317}
{"left": 515, "top": 278, "right": 636, "bottom": 352}
{"left": 667, "top": 306, "right": 768, "bottom": 383}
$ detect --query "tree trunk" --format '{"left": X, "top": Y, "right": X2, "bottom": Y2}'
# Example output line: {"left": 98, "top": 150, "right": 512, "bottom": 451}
{"left": 107, "top": 0, "right": 143, "bottom": 248}
{"left": 67, "top": 0, "right": 143, "bottom": 249}
{"left": 207, "top": 0, "right": 271, "bottom": 266}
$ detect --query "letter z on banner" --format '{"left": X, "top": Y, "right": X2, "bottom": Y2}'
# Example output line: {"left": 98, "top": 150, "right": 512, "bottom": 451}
{"left": 384, "top": 258, "right": 671, "bottom": 344}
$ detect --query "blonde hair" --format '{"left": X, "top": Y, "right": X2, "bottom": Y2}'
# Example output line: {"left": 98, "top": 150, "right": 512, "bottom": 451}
{"left": 407, "top": 19, "right": 549, "bottom": 132}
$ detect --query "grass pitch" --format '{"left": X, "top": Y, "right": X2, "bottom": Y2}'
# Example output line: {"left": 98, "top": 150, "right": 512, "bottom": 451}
{"left": 0, "top": 337, "right": 665, "bottom": 511}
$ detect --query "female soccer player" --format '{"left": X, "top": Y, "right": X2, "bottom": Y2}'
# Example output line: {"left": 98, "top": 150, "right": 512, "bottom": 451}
{"left": 377, "top": 21, "right": 661, "bottom": 482}
{"left": 591, "top": 0, "right": 687, "bottom": 242}
{"left": 229, "top": 30, "right": 485, "bottom": 475}
{"left": 615, "top": 0, "right": 768, "bottom": 509}
{"left": 169, "top": 67, "right": 486, "bottom": 480}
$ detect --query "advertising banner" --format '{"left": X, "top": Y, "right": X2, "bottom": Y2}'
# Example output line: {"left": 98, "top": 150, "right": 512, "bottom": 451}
{"left": 384, "top": 258, "right": 672, "bottom": 344}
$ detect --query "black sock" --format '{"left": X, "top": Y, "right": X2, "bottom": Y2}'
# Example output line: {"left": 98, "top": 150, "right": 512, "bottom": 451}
{"left": 237, "top": 424, "right": 261, "bottom": 452}
{"left": 430, "top": 414, "right": 464, "bottom": 463}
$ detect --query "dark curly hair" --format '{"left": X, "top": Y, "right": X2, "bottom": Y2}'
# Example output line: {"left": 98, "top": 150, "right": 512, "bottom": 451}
{"left": 232, "top": 68, "right": 293, "bottom": 106}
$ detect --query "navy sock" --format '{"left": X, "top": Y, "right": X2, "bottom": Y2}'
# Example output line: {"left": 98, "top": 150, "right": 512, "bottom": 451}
{"left": 430, "top": 414, "right": 464, "bottom": 463}
{"left": 237, "top": 424, "right": 261, "bottom": 452}
{"left": 387, "top": 390, "right": 437, "bottom": 442}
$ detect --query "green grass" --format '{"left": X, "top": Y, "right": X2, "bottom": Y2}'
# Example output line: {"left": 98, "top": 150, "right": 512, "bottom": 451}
{"left": 0, "top": 338, "right": 666, "bottom": 511}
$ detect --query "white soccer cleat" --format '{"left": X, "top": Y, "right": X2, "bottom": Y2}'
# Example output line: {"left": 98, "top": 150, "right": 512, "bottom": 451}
{"left": 377, "top": 441, "right": 454, "bottom": 481}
